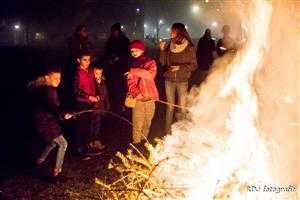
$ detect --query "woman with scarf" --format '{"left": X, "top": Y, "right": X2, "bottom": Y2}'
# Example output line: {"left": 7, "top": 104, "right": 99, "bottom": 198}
{"left": 159, "top": 23, "right": 197, "bottom": 134}
{"left": 126, "top": 40, "right": 159, "bottom": 144}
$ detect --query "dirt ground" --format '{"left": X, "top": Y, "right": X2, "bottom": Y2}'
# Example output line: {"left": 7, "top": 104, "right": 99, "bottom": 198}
{"left": 0, "top": 45, "right": 170, "bottom": 200}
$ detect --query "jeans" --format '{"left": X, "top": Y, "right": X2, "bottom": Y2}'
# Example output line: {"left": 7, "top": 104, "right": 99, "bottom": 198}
{"left": 75, "top": 111, "right": 92, "bottom": 150}
{"left": 91, "top": 111, "right": 104, "bottom": 141}
{"left": 38, "top": 135, "right": 68, "bottom": 170}
{"left": 132, "top": 100, "right": 155, "bottom": 143}
{"left": 165, "top": 81, "right": 188, "bottom": 134}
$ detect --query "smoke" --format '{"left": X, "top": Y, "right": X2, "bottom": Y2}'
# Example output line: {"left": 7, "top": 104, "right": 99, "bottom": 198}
{"left": 192, "top": 0, "right": 300, "bottom": 187}
{"left": 253, "top": 0, "right": 300, "bottom": 186}
{"left": 150, "top": 0, "right": 299, "bottom": 199}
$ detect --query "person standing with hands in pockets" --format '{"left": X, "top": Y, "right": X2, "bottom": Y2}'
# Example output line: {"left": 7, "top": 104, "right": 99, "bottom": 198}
{"left": 159, "top": 23, "right": 197, "bottom": 134}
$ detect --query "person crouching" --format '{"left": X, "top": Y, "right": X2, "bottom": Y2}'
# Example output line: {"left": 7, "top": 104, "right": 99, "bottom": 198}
{"left": 126, "top": 40, "right": 159, "bottom": 144}
{"left": 28, "top": 67, "right": 72, "bottom": 178}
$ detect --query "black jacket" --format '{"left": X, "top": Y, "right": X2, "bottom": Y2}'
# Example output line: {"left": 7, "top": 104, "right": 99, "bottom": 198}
{"left": 31, "top": 86, "right": 64, "bottom": 141}
{"left": 196, "top": 36, "right": 215, "bottom": 70}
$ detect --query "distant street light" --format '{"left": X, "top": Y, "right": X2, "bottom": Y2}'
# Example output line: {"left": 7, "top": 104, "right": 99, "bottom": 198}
{"left": 14, "top": 24, "right": 20, "bottom": 30}
{"left": 144, "top": 24, "right": 147, "bottom": 28}
{"left": 212, "top": 21, "right": 218, "bottom": 28}
{"left": 136, "top": 8, "right": 140, "bottom": 13}
{"left": 121, "top": 25, "right": 124, "bottom": 29}
{"left": 191, "top": 4, "right": 200, "bottom": 14}
{"left": 156, "top": 19, "right": 164, "bottom": 42}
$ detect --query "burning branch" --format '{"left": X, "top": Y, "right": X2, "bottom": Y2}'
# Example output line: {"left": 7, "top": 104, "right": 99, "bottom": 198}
{"left": 95, "top": 140, "right": 188, "bottom": 199}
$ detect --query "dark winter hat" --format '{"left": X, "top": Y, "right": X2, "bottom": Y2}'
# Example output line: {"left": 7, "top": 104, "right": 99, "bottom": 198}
{"left": 129, "top": 40, "right": 145, "bottom": 51}
{"left": 111, "top": 23, "right": 121, "bottom": 32}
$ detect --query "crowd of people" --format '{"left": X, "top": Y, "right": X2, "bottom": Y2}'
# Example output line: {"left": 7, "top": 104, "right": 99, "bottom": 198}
{"left": 27, "top": 22, "right": 237, "bottom": 179}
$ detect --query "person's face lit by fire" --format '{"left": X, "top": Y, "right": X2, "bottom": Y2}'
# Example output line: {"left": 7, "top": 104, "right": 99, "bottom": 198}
{"left": 130, "top": 48, "right": 144, "bottom": 58}
{"left": 77, "top": 56, "right": 91, "bottom": 70}
{"left": 170, "top": 28, "right": 178, "bottom": 39}
{"left": 94, "top": 68, "right": 103, "bottom": 80}
{"left": 45, "top": 72, "right": 61, "bottom": 88}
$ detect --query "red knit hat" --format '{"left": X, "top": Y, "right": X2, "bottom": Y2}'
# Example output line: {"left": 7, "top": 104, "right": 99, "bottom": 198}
{"left": 129, "top": 40, "right": 145, "bottom": 51}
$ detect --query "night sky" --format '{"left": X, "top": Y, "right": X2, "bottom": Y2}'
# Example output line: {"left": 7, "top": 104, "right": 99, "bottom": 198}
{"left": 0, "top": 0, "right": 222, "bottom": 39}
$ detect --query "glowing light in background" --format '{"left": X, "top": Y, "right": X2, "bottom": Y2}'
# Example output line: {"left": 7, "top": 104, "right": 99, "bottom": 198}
{"left": 212, "top": 21, "right": 218, "bottom": 28}
{"left": 191, "top": 4, "right": 200, "bottom": 14}
{"left": 14, "top": 24, "right": 20, "bottom": 30}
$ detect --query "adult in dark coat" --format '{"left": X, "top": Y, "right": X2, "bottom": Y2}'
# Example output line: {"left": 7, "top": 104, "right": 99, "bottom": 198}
{"left": 103, "top": 23, "right": 129, "bottom": 114}
{"left": 216, "top": 25, "right": 237, "bottom": 56}
{"left": 69, "top": 24, "right": 93, "bottom": 60}
{"left": 196, "top": 29, "right": 215, "bottom": 71}
{"left": 191, "top": 29, "right": 216, "bottom": 85}
{"left": 159, "top": 23, "right": 197, "bottom": 134}
{"left": 63, "top": 24, "right": 93, "bottom": 110}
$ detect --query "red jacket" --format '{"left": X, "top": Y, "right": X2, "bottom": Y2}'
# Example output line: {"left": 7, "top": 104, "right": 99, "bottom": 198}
{"left": 74, "top": 67, "right": 96, "bottom": 104}
{"left": 127, "top": 56, "right": 159, "bottom": 101}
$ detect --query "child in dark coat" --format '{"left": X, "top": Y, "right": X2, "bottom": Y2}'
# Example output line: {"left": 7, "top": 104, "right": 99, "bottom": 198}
{"left": 28, "top": 67, "right": 72, "bottom": 177}
{"left": 89, "top": 66, "right": 110, "bottom": 150}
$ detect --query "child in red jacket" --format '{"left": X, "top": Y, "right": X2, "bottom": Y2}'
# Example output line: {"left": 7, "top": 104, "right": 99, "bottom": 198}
{"left": 126, "top": 40, "right": 159, "bottom": 144}
{"left": 74, "top": 51, "right": 99, "bottom": 154}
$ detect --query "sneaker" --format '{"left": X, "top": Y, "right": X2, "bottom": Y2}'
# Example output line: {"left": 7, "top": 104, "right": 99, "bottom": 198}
{"left": 53, "top": 168, "right": 62, "bottom": 177}
{"left": 82, "top": 156, "right": 92, "bottom": 161}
